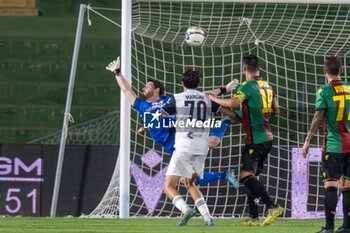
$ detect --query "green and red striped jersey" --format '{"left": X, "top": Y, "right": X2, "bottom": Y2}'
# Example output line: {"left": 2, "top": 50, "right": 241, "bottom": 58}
{"left": 234, "top": 77, "right": 275, "bottom": 144}
{"left": 315, "top": 80, "right": 350, "bottom": 153}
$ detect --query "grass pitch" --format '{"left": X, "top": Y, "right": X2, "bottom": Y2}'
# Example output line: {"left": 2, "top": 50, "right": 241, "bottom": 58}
{"left": 0, "top": 217, "right": 340, "bottom": 233}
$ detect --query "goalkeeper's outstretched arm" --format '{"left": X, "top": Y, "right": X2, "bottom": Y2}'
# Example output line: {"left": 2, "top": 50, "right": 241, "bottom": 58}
{"left": 115, "top": 74, "right": 137, "bottom": 106}
{"left": 106, "top": 57, "right": 137, "bottom": 106}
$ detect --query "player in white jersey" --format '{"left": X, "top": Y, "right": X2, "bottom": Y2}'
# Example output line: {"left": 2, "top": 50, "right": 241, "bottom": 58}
{"left": 168, "top": 90, "right": 218, "bottom": 154}
{"left": 161, "top": 70, "right": 220, "bottom": 226}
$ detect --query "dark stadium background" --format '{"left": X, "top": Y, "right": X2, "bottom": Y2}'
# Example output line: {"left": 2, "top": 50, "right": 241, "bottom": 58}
{"left": 0, "top": 0, "right": 121, "bottom": 143}
{"left": 0, "top": 0, "right": 122, "bottom": 216}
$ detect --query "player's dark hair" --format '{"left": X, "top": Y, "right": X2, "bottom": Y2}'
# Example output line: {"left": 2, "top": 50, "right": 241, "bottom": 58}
{"left": 181, "top": 69, "right": 201, "bottom": 89}
{"left": 243, "top": 55, "right": 259, "bottom": 72}
{"left": 147, "top": 78, "right": 164, "bottom": 97}
{"left": 324, "top": 56, "right": 342, "bottom": 76}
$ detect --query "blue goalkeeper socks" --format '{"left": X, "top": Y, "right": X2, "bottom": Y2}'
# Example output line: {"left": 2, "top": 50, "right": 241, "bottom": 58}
{"left": 195, "top": 172, "right": 225, "bottom": 186}
{"left": 209, "top": 111, "right": 241, "bottom": 140}
{"left": 209, "top": 119, "right": 232, "bottom": 140}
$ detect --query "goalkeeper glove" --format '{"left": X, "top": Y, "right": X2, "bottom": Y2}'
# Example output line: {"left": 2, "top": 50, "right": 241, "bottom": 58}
{"left": 219, "top": 79, "right": 240, "bottom": 95}
{"left": 225, "top": 79, "right": 240, "bottom": 92}
{"left": 106, "top": 57, "right": 121, "bottom": 75}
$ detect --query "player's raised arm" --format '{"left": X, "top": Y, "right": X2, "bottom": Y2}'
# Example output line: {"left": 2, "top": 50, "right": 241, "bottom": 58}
{"left": 209, "top": 94, "right": 241, "bottom": 108}
{"left": 106, "top": 57, "right": 137, "bottom": 106}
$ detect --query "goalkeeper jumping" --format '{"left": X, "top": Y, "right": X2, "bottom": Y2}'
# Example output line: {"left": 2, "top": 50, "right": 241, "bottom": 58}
{"left": 106, "top": 57, "right": 240, "bottom": 189}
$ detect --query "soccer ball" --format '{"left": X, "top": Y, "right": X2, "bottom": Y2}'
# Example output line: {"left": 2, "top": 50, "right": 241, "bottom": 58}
{"left": 185, "top": 26, "right": 206, "bottom": 46}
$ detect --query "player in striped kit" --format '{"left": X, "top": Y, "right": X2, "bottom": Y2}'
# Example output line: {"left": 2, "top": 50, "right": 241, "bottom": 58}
{"left": 161, "top": 69, "right": 220, "bottom": 226}
{"left": 302, "top": 56, "right": 350, "bottom": 233}
{"left": 209, "top": 55, "right": 283, "bottom": 226}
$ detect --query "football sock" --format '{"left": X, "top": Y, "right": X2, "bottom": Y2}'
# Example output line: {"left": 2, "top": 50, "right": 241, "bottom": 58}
{"left": 172, "top": 195, "right": 191, "bottom": 215}
{"left": 208, "top": 111, "right": 241, "bottom": 140}
{"left": 246, "top": 188, "right": 259, "bottom": 219}
{"left": 325, "top": 186, "right": 338, "bottom": 229}
{"left": 241, "top": 175, "right": 275, "bottom": 209}
{"left": 195, "top": 197, "right": 211, "bottom": 222}
{"left": 342, "top": 188, "right": 350, "bottom": 229}
{"left": 209, "top": 115, "right": 240, "bottom": 140}
{"left": 195, "top": 172, "right": 225, "bottom": 186}
{"left": 209, "top": 121, "right": 230, "bottom": 140}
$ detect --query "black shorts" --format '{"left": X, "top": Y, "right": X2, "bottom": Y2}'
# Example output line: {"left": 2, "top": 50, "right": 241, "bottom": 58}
{"left": 241, "top": 140, "right": 272, "bottom": 176}
{"left": 322, "top": 152, "right": 350, "bottom": 181}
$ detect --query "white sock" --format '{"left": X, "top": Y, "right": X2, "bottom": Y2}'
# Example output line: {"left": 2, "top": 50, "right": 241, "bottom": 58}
{"left": 172, "top": 195, "right": 191, "bottom": 215}
{"left": 195, "top": 197, "right": 211, "bottom": 221}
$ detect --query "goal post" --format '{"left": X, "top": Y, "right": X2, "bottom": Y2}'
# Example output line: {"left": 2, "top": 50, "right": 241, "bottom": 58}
{"left": 119, "top": 0, "right": 132, "bottom": 219}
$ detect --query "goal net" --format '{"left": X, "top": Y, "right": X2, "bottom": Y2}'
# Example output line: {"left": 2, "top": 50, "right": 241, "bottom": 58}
{"left": 29, "top": 111, "right": 120, "bottom": 145}
{"left": 81, "top": 1, "right": 349, "bottom": 218}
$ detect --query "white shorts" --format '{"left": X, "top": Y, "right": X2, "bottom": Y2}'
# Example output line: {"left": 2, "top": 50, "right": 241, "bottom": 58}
{"left": 166, "top": 150, "right": 206, "bottom": 179}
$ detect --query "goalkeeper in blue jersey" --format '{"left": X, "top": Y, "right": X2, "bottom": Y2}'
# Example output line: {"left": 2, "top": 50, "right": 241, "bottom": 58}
{"left": 106, "top": 57, "right": 240, "bottom": 188}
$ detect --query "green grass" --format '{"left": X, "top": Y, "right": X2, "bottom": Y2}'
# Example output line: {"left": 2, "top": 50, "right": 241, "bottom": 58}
{"left": 0, "top": 217, "right": 340, "bottom": 233}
